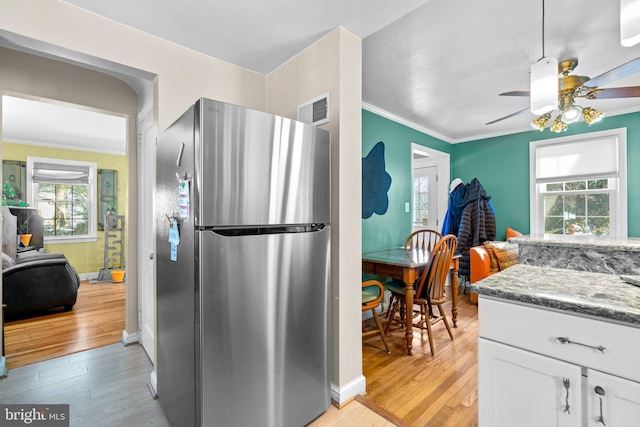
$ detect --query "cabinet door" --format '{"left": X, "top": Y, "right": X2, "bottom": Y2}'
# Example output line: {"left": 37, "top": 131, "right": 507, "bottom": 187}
{"left": 479, "top": 338, "right": 582, "bottom": 427}
{"left": 586, "top": 369, "right": 640, "bottom": 426}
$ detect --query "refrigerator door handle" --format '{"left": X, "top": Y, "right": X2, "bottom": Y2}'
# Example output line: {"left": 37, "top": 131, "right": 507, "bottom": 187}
{"left": 176, "top": 142, "right": 185, "bottom": 167}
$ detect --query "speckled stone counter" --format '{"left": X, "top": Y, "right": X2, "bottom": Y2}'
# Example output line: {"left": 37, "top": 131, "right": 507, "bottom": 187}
{"left": 510, "top": 234, "right": 640, "bottom": 275}
{"left": 474, "top": 263, "right": 640, "bottom": 326}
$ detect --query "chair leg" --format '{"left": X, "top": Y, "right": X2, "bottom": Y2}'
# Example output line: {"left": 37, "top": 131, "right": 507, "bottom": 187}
{"left": 371, "top": 309, "right": 390, "bottom": 354}
{"left": 424, "top": 310, "right": 435, "bottom": 356}
{"left": 437, "top": 304, "right": 454, "bottom": 340}
{"left": 385, "top": 297, "right": 400, "bottom": 334}
{"left": 385, "top": 295, "right": 396, "bottom": 319}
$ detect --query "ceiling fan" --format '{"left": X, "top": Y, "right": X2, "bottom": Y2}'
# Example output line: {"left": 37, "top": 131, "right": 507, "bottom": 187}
{"left": 486, "top": 56, "right": 640, "bottom": 132}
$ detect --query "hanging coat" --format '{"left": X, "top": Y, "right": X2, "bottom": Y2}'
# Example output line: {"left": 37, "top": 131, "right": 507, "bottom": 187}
{"left": 441, "top": 182, "right": 466, "bottom": 236}
{"left": 456, "top": 178, "right": 496, "bottom": 277}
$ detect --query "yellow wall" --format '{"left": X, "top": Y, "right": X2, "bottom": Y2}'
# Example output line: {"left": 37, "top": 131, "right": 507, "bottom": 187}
{"left": 3, "top": 142, "right": 127, "bottom": 274}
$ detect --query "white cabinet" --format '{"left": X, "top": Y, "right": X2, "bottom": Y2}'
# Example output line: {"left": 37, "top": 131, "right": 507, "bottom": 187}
{"left": 479, "top": 339, "right": 582, "bottom": 427}
{"left": 586, "top": 370, "right": 640, "bottom": 427}
{"left": 479, "top": 297, "right": 640, "bottom": 427}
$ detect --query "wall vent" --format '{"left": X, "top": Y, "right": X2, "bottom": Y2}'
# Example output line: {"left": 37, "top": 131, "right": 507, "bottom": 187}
{"left": 297, "top": 93, "right": 330, "bottom": 126}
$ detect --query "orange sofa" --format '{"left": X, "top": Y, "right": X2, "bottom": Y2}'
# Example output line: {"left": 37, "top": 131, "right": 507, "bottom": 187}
{"left": 469, "top": 228, "right": 522, "bottom": 303}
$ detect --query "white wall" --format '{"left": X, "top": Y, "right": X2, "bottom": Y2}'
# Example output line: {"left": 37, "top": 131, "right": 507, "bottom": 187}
{"left": 0, "top": 0, "right": 266, "bottom": 132}
{"left": 267, "top": 28, "right": 364, "bottom": 404}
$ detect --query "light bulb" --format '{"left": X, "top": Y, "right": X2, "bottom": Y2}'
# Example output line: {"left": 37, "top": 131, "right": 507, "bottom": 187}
{"left": 562, "top": 105, "right": 581, "bottom": 123}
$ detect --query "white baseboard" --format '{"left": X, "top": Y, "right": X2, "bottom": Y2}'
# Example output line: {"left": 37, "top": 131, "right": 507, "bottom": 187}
{"left": 122, "top": 329, "right": 139, "bottom": 346}
{"left": 148, "top": 370, "right": 158, "bottom": 399}
{"left": 79, "top": 272, "right": 99, "bottom": 281}
{"left": 330, "top": 375, "right": 366, "bottom": 405}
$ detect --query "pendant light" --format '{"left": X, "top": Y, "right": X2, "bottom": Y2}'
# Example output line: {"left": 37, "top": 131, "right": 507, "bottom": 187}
{"left": 621, "top": 0, "right": 640, "bottom": 47}
{"left": 530, "top": 0, "right": 558, "bottom": 115}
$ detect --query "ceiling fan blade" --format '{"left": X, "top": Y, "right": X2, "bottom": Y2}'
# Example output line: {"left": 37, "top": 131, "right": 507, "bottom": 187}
{"left": 499, "top": 91, "right": 530, "bottom": 97}
{"left": 585, "top": 57, "right": 640, "bottom": 88}
{"left": 485, "top": 108, "right": 530, "bottom": 125}
{"left": 588, "top": 86, "right": 640, "bottom": 99}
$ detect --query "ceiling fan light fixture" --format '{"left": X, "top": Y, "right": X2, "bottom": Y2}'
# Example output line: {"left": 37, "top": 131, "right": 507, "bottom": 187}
{"left": 531, "top": 113, "right": 552, "bottom": 131}
{"left": 621, "top": 0, "right": 640, "bottom": 47}
{"left": 530, "top": 57, "right": 559, "bottom": 114}
{"left": 550, "top": 116, "right": 568, "bottom": 133}
{"left": 561, "top": 104, "right": 581, "bottom": 123}
{"left": 583, "top": 107, "right": 605, "bottom": 125}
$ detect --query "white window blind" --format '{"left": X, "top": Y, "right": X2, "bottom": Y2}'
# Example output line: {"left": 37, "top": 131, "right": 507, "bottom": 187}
{"left": 32, "top": 162, "right": 90, "bottom": 184}
{"left": 535, "top": 136, "right": 619, "bottom": 183}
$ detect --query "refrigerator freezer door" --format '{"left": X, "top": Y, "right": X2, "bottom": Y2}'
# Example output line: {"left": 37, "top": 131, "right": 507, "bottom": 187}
{"left": 195, "top": 99, "right": 330, "bottom": 227}
{"left": 199, "top": 227, "right": 331, "bottom": 427}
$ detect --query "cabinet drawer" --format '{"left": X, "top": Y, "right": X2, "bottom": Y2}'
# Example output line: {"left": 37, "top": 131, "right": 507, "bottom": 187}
{"left": 479, "top": 297, "right": 640, "bottom": 383}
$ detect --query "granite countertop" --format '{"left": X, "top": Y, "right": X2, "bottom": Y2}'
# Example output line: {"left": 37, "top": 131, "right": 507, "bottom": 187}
{"left": 510, "top": 234, "right": 640, "bottom": 252}
{"left": 474, "top": 264, "right": 640, "bottom": 327}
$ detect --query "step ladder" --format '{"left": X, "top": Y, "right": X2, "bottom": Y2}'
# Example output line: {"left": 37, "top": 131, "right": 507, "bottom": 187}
{"left": 92, "top": 213, "right": 125, "bottom": 283}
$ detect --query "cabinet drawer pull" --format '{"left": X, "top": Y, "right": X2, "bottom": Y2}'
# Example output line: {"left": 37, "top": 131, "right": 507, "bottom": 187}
{"left": 555, "top": 336, "right": 606, "bottom": 354}
{"left": 562, "top": 377, "right": 571, "bottom": 415}
{"left": 594, "top": 386, "right": 606, "bottom": 426}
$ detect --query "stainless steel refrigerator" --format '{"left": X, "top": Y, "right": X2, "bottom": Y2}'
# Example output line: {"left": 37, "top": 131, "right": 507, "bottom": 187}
{"left": 156, "top": 98, "right": 331, "bottom": 427}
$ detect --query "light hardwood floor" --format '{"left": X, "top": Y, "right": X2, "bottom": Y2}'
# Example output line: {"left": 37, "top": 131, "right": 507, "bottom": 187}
{"left": 1, "top": 283, "right": 479, "bottom": 426}
{"left": 360, "top": 292, "right": 479, "bottom": 426}
{"left": 4, "top": 279, "right": 125, "bottom": 369}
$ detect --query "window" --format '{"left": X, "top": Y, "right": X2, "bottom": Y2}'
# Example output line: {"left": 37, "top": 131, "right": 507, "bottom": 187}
{"left": 540, "top": 179, "right": 612, "bottom": 236}
{"left": 413, "top": 174, "right": 429, "bottom": 227}
{"left": 530, "top": 129, "right": 627, "bottom": 238}
{"left": 26, "top": 157, "right": 98, "bottom": 243}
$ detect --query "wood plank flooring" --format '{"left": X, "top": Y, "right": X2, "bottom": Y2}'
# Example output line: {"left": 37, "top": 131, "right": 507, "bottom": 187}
{"left": 1, "top": 282, "right": 479, "bottom": 426}
{"left": 360, "top": 292, "right": 479, "bottom": 426}
{"left": 4, "top": 279, "right": 125, "bottom": 369}
{"left": 0, "top": 343, "right": 170, "bottom": 427}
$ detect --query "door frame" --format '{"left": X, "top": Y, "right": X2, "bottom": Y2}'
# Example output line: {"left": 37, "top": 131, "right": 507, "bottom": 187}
{"left": 410, "top": 143, "right": 450, "bottom": 233}
{"left": 137, "top": 106, "right": 156, "bottom": 364}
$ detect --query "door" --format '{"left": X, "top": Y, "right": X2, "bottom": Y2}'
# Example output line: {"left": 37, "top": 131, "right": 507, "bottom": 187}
{"left": 479, "top": 338, "right": 582, "bottom": 427}
{"left": 138, "top": 108, "right": 155, "bottom": 363}
{"left": 195, "top": 99, "right": 330, "bottom": 228}
{"left": 199, "top": 227, "right": 331, "bottom": 427}
{"left": 413, "top": 166, "right": 438, "bottom": 229}
{"left": 586, "top": 369, "right": 640, "bottom": 426}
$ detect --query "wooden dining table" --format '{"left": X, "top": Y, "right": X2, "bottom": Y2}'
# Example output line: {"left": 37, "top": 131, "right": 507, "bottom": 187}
{"left": 362, "top": 247, "right": 460, "bottom": 356}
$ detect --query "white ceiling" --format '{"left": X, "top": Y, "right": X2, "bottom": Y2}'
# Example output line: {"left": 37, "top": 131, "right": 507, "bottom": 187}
{"left": 2, "top": 96, "right": 127, "bottom": 155}
{"left": 6, "top": 0, "right": 640, "bottom": 146}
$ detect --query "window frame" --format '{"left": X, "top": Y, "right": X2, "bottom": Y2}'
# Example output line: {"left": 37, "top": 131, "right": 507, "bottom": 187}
{"left": 529, "top": 128, "right": 627, "bottom": 238}
{"left": 26, "top": 157, "right": 98, "bottom": 243}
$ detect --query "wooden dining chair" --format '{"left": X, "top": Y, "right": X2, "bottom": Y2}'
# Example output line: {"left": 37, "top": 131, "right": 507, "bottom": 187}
{"left": 385, "top": 234, "right": 457, "bottom": 355}
{"left": 404, "top": 229, "right": 442, "bottom": 254}
{"left": 362, "top": 280, "right": 390, "bottom": 354}
{"left": 385, "top": 229, "right": 443, "bottom": 322}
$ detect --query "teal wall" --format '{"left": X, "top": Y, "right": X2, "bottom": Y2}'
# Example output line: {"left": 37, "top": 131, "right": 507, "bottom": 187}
{"left": 452, "top": 111, "right": 640, "bottom": 238}
{"left": 362, "top": 109, "right": 452, "bottom": 252}
{"left": 362, "top": 109, "right": 640, "bottom": 254}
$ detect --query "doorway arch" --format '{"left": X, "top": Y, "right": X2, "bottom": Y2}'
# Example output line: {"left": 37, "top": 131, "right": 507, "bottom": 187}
{"left": 0, "top": 35, "right": 157, "bottom": 363}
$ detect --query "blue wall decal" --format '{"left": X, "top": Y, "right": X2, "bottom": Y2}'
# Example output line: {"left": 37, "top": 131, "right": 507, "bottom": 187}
{"left": 362, "top": 141, "right": 392, "bottom": 219}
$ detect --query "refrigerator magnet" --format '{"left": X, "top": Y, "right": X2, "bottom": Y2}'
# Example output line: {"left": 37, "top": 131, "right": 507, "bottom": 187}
{"left": 168, "top": 218, "right": 180, "bottom": 261}
{"left": 178, "top": 179, "right": 191, "bottom": 219}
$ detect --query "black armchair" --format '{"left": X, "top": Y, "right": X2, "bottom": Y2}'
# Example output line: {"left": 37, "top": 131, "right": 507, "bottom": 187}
{"left": 2, "top": 253, "right": 81, "bottom": 316}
